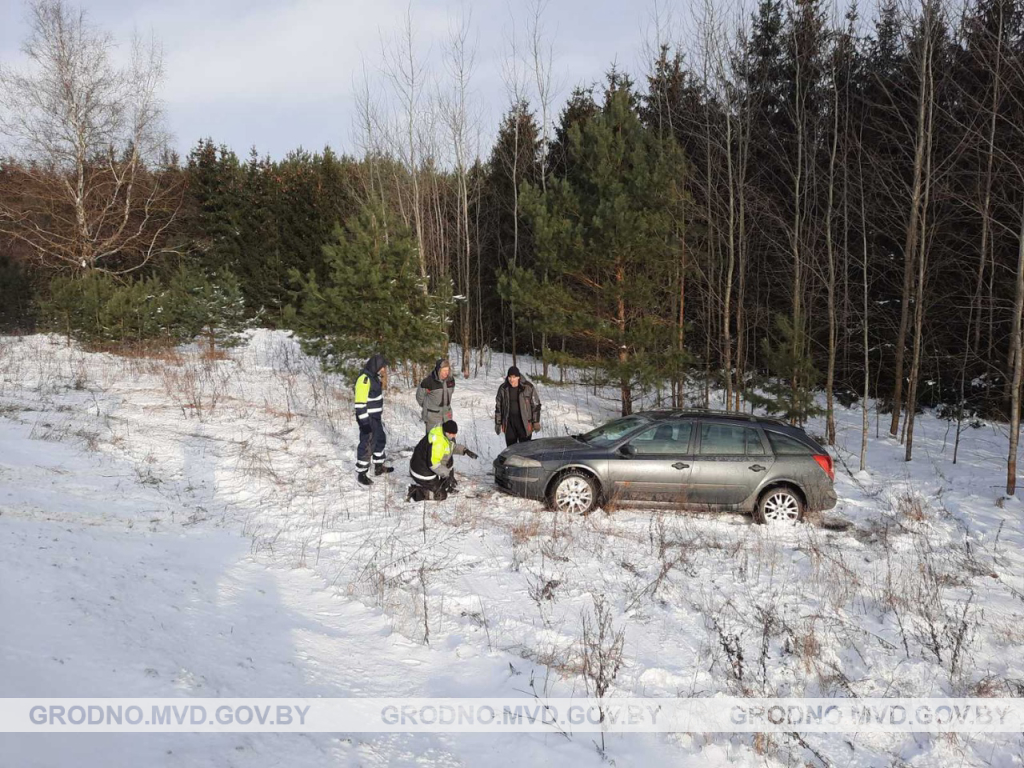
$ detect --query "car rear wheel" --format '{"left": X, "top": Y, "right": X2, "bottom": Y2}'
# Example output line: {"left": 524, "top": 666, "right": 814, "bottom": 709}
{"left": 755, "top": 487, "right": 804, "bottom": 525}
{"left": 549, "top": 471, "right": 598, "bottom": 515}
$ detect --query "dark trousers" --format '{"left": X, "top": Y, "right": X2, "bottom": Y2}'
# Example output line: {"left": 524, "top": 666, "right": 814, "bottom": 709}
{"left": 505, "top": 417, "right": 531, "bottom": 447}
{"left": 409, "top": 474, "right": 447, "bottom": 502}
{"left": 356, "top": 417, "right": 387, "bottom": 473}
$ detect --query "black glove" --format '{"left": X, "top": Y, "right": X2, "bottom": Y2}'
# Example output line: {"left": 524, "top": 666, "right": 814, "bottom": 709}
{"left": 464, "top": 449, "right": 479, "bottom": 460}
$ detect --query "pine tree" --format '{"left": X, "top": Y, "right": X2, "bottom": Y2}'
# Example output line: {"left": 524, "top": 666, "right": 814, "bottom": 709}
{"left": 507, "top": 81, "right": 690, "bottom": 414}
{"left": 40, "top": 272, "right": 164, "bottom": 346}
{"left": 163, "top": 266, "right": 250, "bottom": 350}
{"left": 289, "top": 204, "right": 446, "bottom": 378}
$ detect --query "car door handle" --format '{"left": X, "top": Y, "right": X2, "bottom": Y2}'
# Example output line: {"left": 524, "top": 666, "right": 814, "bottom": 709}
{"left": 749, "top": 464, "right": 767, "bottom": 472}
{"left": 672, "top": 462, "right": 689, "bottom": 470}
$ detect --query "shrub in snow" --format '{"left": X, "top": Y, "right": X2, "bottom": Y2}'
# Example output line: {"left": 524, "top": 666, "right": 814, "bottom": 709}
{"left": 38, "top": 266, "right": 252, "bottom": 351}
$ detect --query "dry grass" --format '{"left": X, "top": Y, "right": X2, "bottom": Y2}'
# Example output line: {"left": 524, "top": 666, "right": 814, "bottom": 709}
{"left": 896, "top": 490, "right": 928, "bottom": 522}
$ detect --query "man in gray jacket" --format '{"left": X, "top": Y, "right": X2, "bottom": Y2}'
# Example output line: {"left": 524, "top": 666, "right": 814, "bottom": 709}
{"left": 494, "top": 366, "right": 542, "bottom": 447}
{"left": 416, "top": 358, "right": 456, "bottom": 434}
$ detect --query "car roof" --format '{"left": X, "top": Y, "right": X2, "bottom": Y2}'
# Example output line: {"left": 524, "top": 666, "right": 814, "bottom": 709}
{"left": 635, "top": 409, "right": 792, "bottom": 428}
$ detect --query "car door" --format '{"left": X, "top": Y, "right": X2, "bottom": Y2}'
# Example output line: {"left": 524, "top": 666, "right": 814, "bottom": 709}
{"left": 604, "top": 420, "right": 695, "bottom": 502}
{"left": 687, "top": 421, "right": 774, "bottom": 508}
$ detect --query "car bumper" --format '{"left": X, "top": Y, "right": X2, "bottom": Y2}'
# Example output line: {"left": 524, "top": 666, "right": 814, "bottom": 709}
{"left": 808, "top": 485, "right": 838, "bottom": 511}
{"left": 493, "top": 459, "right": 548, "bottom": 501}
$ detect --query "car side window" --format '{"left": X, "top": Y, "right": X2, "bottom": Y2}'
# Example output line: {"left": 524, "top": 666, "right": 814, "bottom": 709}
{"left": 628, "top": 421, "right": 693, "bottom": 455}
{"left": 766, "top": 430, "right": 812, "bottom": 455}
{"left": 747, "top": 429, "right": 767, "bottom": 455}
{"left": 699, "top": 423, "right": 765, "bottom": 456}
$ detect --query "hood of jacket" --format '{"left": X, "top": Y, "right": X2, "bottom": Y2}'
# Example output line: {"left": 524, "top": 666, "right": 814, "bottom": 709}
{"left": 363, "top": 353, "right": 387, "bottom": 377}
{"left": 432, "top": 358, "right": 452, "bottom": 381}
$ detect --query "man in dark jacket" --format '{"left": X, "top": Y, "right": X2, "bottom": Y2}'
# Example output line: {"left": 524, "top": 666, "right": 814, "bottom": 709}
{"left": 495, "top": 366, "right": 542, "bottom": 447}
{"left": 416, "top": 358, "right": 455, "bottom": 434}
{"left": 407, "top": 420, "right": 478, "bottom": 502}
{"left": 354, "top": 353, "right": 392, "bottom": 486}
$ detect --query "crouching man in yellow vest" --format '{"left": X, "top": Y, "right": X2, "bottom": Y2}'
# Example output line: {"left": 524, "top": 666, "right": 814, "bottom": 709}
{"left": 406, "top": 420, "right": 479, "bottom": 502}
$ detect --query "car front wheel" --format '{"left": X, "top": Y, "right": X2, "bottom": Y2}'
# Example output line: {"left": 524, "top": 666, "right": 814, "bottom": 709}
{"left": 755, "top": 487, "right": 804, "bottom": 525}
{"left": 549, "top": 471, "right": 598, "bottom": 515}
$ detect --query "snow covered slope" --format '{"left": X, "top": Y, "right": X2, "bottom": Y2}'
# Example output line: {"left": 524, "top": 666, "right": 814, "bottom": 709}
{"left": 1, "top": 331, "right": 1022, "bottom": 767}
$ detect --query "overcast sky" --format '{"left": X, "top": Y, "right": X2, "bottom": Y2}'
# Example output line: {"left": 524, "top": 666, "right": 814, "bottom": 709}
{"left": 0, "top": 0, "right": 672, "bottom": 160}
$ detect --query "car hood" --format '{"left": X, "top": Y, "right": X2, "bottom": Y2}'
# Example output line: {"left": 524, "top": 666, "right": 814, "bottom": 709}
{"left": 501, "top": 436, "right": 586, "bottom": 459}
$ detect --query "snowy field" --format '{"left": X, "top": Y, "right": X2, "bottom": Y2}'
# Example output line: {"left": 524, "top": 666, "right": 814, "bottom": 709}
{"left": 1, "top": 330, "right": 1023, "bottom": 767}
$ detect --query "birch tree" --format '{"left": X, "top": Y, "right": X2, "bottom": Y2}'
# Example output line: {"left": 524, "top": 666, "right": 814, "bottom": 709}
{"left": 0, "top": 0, "right": 179, "bottom": 274}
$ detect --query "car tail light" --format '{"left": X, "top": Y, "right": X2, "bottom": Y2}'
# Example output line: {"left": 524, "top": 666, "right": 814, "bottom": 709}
{"left": 813, "top": 454, "right": 834, "bottom": 482}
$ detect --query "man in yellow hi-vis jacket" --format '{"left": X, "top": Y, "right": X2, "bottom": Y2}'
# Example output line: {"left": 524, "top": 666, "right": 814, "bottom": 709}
{"left": 354, "top": 353, "right": 391, "bottom": 486}
{"left": 406, "top": 420, "right": 478, "bottom": 501}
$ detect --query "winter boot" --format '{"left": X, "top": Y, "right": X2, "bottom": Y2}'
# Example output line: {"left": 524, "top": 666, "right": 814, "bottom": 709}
{"left": 374, "top": 464, "right": 394, "bottom": 476}
{"left": 357, "top": 472, "right": 373, "bottom": 487}
{"left": 406, "top": 485, "right": 427, "bottom": 502}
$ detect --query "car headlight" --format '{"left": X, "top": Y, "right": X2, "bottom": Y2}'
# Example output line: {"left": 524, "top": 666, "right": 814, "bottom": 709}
{"left": 504, "top": 455, "right": 542, "bottom": 468}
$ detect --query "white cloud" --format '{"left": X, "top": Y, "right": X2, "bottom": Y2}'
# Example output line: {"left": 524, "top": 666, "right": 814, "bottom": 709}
{"left": 2, "top": 0, "right": 655, "bottom": 158}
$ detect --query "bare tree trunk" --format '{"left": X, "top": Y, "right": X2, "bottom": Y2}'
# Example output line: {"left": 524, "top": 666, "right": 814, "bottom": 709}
{"left": 617, "top": 260, "right": 631, "bottom": 415}
{"left": 733, "top": 30, "right": 752, "bottom": 414}
{"left": 976, "top": 6, "right": 1003, "bottom": 374}
{"left": 889, "top": 4, "right": 932, "bottom": 438}
{"left": 442, "top": 11, "right": 477, "bottom": 378}
{"left": 528, "top": 0, "right": 555, "bottom": 378}
{"left": 734, "top": 127, "right": 749, "bottom": 413}
{"left": 501, "top": 21, "right": 529, "bottom": 366}
{"left": 789, "top": 38, "right": 807, "bottom": 412}
{"left": 723, "top": 107, "right": 736, "bottom": 411}
{"left": 904, "top": 34, "right": 936, "bottom": 462}
{"left": 824, "top": 50, "right": 841, "bottom": 446}
{"left": 383, "top": 9, "right": 428, "bottom": 281}
{"left": 1007, "top": 198, "right": 1024, "bottom": 494}
{"left": 859, "top": 148, "right": 870, "bottom": 473}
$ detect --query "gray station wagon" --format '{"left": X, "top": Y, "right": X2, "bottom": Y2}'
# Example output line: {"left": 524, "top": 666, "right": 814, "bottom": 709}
{"left": 493, "top": 410, "right": 837, "bottom": 524}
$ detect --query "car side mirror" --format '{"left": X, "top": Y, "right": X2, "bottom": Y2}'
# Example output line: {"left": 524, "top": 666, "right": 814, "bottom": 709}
{"left": 619, "top": 443, "right": 636, "bottom": 457}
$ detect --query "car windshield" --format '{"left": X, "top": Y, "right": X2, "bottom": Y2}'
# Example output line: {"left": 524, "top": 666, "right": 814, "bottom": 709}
{"left": 578, "top": 416, "right": 649, "bottom": 446}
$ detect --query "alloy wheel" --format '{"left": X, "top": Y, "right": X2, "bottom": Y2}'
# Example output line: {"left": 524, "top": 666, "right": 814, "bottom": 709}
{"left": 554, "top": 475, "right": 594, "bottom": 514}
{"left": 762, "top": 492, "right": 801, "bottom": 524}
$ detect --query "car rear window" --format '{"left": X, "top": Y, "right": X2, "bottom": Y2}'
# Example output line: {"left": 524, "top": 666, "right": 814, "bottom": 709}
{"left": 699, "top": 424, "right": 765, "bottom": 456}
{"left": 766, "top": 430, "right": 813, "bottom": 455}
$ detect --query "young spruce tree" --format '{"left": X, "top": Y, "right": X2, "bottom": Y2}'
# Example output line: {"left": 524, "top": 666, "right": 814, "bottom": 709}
{"left": 746, "top": 314, "right": 823, "bottom": 425}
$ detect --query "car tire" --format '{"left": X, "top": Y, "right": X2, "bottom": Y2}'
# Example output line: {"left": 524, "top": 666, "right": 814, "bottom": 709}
{"left": 754, "top": 486, "right": 805, "bottom": 525}
{"left": 548, "top": 471, "right": 599, "bottom": 516}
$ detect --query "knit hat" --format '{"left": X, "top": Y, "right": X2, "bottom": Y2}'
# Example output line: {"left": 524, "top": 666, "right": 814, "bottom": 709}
{"left": 442, "top": 419, "right": 458, "bottom": 434}
{"left": 507, "top": 365, "right": 522, "bottom": 378}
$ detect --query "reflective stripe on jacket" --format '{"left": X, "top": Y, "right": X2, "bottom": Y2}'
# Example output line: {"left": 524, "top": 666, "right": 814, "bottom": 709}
{"left": 410, "top": 424, "right": 467, "bottom": 479}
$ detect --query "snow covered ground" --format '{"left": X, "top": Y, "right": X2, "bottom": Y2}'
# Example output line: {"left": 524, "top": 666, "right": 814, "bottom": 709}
{"left": 1, "top": 330, "right": 1022, "bottom": 767}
